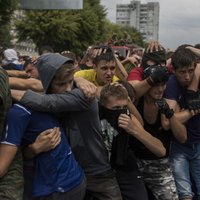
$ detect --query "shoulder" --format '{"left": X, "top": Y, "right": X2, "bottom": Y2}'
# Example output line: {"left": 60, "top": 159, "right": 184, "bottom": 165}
{"left": 127, "top": 66, "right": 143, "bottom": 81}
{"left": 74, "top": 69, "right": 95, "bottom": 76}
{"left": 166, "top": 74, "right": 179, "bottom": 90}
{"left": 9, "top": 104, "right": 32, "bottom": 118}
{"left": 112, "top": 75, "right": 119, "bottom": 82}
{"left": 164, "top": 75, "right": 181, "bottom": 99}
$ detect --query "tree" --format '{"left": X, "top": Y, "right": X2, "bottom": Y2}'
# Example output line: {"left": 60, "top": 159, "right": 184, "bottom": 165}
{"left": 15, "top": 0, "right": 144, "bottom": 54}
{"left": 15, "top": 0, "right": 107, "bottom": 53}
{"left": 102, "top": 20, "right": 144, "bottom": 47}
{"left": 0, "top": 0, "right": 17, "bottom": 47}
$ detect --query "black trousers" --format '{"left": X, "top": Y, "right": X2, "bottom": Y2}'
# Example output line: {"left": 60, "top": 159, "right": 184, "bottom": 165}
{"left": 115, "top": 169, "right": 149, "bottom": 200}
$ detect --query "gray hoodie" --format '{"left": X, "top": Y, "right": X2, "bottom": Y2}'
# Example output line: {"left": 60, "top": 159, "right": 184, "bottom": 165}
{"left": 20, "top": 53, "right": 111, "bottom": 175}
{"left": 36, "top": 53, "right": 72, "bottom": 93}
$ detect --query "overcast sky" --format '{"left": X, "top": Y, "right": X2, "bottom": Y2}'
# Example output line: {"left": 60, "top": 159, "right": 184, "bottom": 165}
{"left": 100, "top": 0, "right": 200, "bottom": 50}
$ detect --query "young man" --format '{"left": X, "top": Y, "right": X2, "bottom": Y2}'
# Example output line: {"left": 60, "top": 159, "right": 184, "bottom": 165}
{"left": 130, "top": 64, "right": 187, "bottom": 200}
{"left": 0, "top": 55, "right": 86, "bottom": 200}
{"left": 75, "top": 47, "right": 119, "bottom": 86}
{"left": 74, "top": 47, "right": 119, "bottom": 98}
{"left": 99, "top": 82, "right": 167, "bottom": 200}
{"left": 163, "top": 45, "right": 200, "bottom": 200}
{"left": 12, "top": 53, "right": 122, "bottom": 200}
{"left": 1, "top": 48, "right": 23, "bottom": 70}
{"left": 23, "top": 57, "right": 39, "bottom": 78}
{"left": 127, "top": 42, "right": 171, "bottom": 99}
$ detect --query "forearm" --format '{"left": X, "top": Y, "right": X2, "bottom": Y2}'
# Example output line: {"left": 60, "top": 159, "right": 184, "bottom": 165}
{"left": 187, "top": 65, "right": 200, "bottom": 91}
{"left": 23, "top": 127, "right": 61, "bottom": 160}
{"left": 174, "top": 109, "right": 193, "bottom": 123}
{"left": 9, "top": 77, "right": 43, "bottom": 92}
{"left": 119, "top": 114, "right": 164, "bottom": 157}
{"left": 128, "top": 100, "right": 144, "bottom": 126}
{"left": 115, "top": 57, "right": 128, "bottom": 81}
{"left": 20, "top": 89, "right": 92, "bottom": 112}
{"left": 0, "top": 144, "right": 18, "bottom": 178}
{"left": 169, "top": 115, "right": 187, "bottom": 143}
{"left": 129, "top": 80, "right": 151, "bottom": 99}
{"left": 11, "top": 89, "right": 26, "bottom": 101}
{"left": 7, "top": 70, "right": 28, "bottom": 78}
{"left": 23, "top": 144, "right": 38, "bottom": 160}
{"left": 165, "top": 98, "right": 193, "bottom": 123}
{"left": 132, "top": 129, "right": 166, "bottom": 157}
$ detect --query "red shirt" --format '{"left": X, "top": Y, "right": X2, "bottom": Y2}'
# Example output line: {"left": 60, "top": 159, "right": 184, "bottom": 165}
{"left": 127, "top": 65, "right": 174, "bottom": 81}
{"left": 127, "top": 67, "right": 143, "bottom": 81}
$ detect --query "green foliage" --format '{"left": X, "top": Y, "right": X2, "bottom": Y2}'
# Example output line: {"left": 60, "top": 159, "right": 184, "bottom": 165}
{"left": 0, "top": 25, "right": 12, "bottom": 47}
{"left": 16, "top": 10, "right": 81, "bottom": 51}
{"left": 102, "top": 20, "right": 144, "bottom": 47}
{"left": 15, "top": 4, "right": 106, "bottom": 53}
{"left": 0, "top": 0, "right": 17, "bottom": 25}
{"left": 0, "top": 0, "right": 17, "bottom": 47}
{"left": 14, "top": 0, "right": 144, "bottom": 53}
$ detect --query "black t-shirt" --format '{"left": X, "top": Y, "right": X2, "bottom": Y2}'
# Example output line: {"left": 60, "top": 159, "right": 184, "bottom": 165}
{"left": 130, "top": 97, "right": 171, "bottom": 160}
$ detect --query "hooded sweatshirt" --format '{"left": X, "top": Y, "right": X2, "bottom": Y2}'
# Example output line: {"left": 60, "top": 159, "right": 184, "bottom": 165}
{"left": 20, "top": 54, "right": 112, "bottom": 175}
{"left": 36, "top": 53, "right": 73, "bottom": 93}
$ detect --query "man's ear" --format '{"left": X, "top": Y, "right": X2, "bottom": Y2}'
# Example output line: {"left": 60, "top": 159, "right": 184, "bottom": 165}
{"left": 194, "top": 62, "right": 197, "bottom": 68}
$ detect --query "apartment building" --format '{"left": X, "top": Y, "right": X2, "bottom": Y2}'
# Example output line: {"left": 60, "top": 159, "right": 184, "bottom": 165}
{"left": 116, "top": 0, "right": 159, "bottom": 41}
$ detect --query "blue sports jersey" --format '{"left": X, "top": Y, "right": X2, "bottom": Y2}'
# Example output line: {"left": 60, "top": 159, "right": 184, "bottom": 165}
{"left": 1, "top": 104, "right": 84, "bottom": 197}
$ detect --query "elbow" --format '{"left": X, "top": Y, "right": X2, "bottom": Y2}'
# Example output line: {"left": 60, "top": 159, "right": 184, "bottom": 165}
{"left": 162, "top": 122, "right": 170, "bottom": 131}
{"left": 156, "top": 148, "right": 166, "bottom": 158}
{"left": 174, "top": 131, "right": 188, "bottom": 144}
{"left": 177, "top": 136, "right": 187, "bottom": 144}
{"left": 32, "top": 84, "right": 43, "bottom": 92}
{"left": 0, "top": 168, "right": 7, "bottom": 178}
{"left": 162, "top": 125, "right": 170, "bottom": 131}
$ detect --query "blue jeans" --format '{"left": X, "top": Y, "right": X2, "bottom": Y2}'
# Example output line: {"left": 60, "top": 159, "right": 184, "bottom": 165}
{"left": 170, "top": 141, "right": 200, "bottom": 200}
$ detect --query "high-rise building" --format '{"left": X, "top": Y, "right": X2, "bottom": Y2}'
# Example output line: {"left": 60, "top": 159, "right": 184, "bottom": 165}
{"left": 116, "top": 0, "right": 159, "bottom": 41}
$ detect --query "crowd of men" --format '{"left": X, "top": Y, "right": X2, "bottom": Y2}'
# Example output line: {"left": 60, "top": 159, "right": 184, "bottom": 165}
{"left": 0, "top": 41, "right": 200, "bottom": 200}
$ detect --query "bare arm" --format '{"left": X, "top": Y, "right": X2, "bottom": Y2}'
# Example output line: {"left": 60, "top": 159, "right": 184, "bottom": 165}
{"left": 6, "top": 70, "right": 28, "bottom": 78}
{"left": 74, "top": 76, "right": 97, "bottom": 100}
{"left": 11, "top": 89, "right": 25, "bottom": 101}
{"left": 168, "top": 114, "right": 187, "bottom": 143}
{"left": 160, "top": 99, "right": 189, "bottom": 143}
{"left": 121, "top": 54, "right": 140, "bottom": 66}
{"left": 127, "top": 98, "right": 144, "bottom": 126}
{"left": 186, "top": 46, "right": 200, "bottom": 57}
{"left": 187, "top": 64, "right": 200, "bottom": 91}
{"left": 129, "top": 80, "right": 151, "bottom": 100}
{"left": 118, "top": 114, "right": 166, "bottom": 157}
{"left": 162, "top": 99, "right": 192, "bottom": 129}
{"left": 115, "top": 56, "right": 128, "bottom": 81}
{"left": 9, "top": 77, "right": 43, "bottom": 92}
{"left": 0, "top": 144, "right": 18, "bottom": 177}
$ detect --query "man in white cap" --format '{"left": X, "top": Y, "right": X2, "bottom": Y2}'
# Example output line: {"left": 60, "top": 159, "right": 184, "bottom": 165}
{"left": 1, "top": 48, "right": 23, "bottom": 70}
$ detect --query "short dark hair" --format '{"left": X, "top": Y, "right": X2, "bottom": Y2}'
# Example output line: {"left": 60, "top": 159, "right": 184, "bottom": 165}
{"left": 194, "top": 44, "right": 200, "bottom": 49}
{"left": 172, "top": 45, "right": 196, "bottom": 70}
{"left": 93, "top": 47, "right": 115, "bottom": 65}
{"left": 38, "top": 45, "right": 54, "bottom": 56}
{"left": 61, "top": 50, "right": 77, "bottom": 62}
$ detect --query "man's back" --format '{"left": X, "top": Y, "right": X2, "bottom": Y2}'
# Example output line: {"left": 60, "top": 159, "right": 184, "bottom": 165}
{"left": 20, "top": 88, "right": 111, "bottom": 175}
